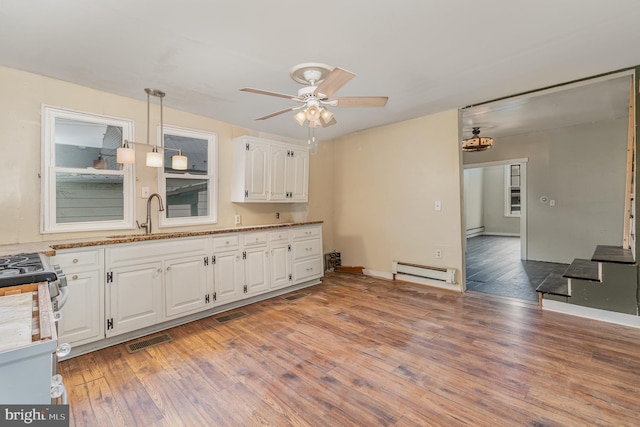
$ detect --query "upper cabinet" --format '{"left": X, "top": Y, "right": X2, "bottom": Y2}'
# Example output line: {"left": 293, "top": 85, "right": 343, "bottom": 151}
{"left": 232, "top": 136, "right": 309, "bottom": 203}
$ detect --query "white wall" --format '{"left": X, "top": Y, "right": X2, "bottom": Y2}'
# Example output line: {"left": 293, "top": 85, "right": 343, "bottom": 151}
{"left": 464, "top": 168, "right": 484, "bottom": 234}
{"left": 463, "top": 118, "right": 627, "bottom": 263}
{"left": 331, "top": 110, "right": 464, "bottom": 284}
{"left": 482, "top": 165, "right": 520, "bottom": 235}
{"left": 0, "top": 66, "right": 335, "bottom": 249}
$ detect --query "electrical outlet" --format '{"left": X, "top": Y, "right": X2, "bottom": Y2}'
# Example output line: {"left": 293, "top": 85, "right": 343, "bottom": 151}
{"left": 435, "top": 249, "right": 442, "bottom": 259}
{"left": 276, "top": 212, "right": 280, "bottom": 219}
{"left": 234, "top": 214, "right": 241, "bottom": 225}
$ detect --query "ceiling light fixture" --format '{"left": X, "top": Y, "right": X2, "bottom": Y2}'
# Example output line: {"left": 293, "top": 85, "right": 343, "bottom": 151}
{"left": 116, "top": 88, "right": 188, "bottom": 170}
{"left": 461, "top": 127, "right": 494, "bottom": 152}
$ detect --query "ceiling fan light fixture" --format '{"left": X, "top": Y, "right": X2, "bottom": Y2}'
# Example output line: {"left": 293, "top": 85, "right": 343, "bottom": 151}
{"left": 308, "top": 119, "right": 322, "bottom": 128}
{"left": 294, "top": 110, "right": 307, "bottom": 126}
{"left": 306, "top": 105, "right": 320, "bottom": 121}
{"left": 319, "top": 107, "right": 333, "bottom": 123}
{"left": 462, "top": 127, "right": 494, "bottom": 152}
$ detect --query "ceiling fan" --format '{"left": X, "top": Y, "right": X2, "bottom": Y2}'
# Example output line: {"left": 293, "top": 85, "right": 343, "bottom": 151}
{"left": 240, "top": 63, "right": 388, "bottom": 130}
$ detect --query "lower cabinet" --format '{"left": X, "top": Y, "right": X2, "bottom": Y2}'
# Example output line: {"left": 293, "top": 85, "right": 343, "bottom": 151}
{"left": 51, "top": 248, "right": 104, "bottom": 347}
{"left": 54, "top": 224, "right": 323, "bottom": 352}
{"left": 107, "top": 261, "right": 163, "bottom": 337}
{"left": 213, "top": 249, "right": 244, "bottom": 305}
{"left": 165, "top": 254, "right": 210, "bottom": 318}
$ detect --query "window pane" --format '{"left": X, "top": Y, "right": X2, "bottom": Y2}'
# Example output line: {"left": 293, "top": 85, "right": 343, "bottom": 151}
{"left": 163, "top": 134, "right": 208, "bottom": 174}
{"left": 55, "top": 118, "right": 122, "bottom": 171}
{"left": 56, "top": 173, "right": 124, "bottom": 223}
{"left": 166, "top": 178, "right": 209, "bottom": 218}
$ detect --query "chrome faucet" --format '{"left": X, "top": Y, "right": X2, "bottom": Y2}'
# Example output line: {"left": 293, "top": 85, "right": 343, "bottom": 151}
{"left": 137, "top": 193, "right": 165, "bottom": 234}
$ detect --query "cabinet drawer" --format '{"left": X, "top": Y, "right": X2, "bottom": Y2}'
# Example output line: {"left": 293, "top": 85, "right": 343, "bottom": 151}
{"left": 292, "top": 226, "right": 321, "bottom": 240}
{"left": 268, "top": 230, "right": 290, "bottom": 243}
{"left": 293, "top": 258, "right": 323, "bottom": 283}
{"left": 243, "top": 232, "right": 267, "bottom": 246}
{"left": 213, "top": 234, "right": 240, "bottom": 251}
{"left": 292, "top": 238, "right": 322, "bottom": 261}
{"left": 51, "top": 249, "right": 101, "bottom": 270}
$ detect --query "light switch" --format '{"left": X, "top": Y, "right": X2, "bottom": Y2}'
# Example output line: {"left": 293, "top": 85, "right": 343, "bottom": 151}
{"left": 141, "top": 187, "right": 150, "bottom": 198}
{"left": 550, "top": 200, "right": 556, "bottom": 207}
{"left": 435, "top": 200, "right": 442, "bottom": 211}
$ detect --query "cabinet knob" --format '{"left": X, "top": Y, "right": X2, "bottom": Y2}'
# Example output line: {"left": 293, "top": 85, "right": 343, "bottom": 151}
{"left": 73, "top": 258, "right": 79, "bottom": 263}
{"left": 72, "top": 274, "right": 78, "bottom": 280}
{"left": 166, "top": 266, "right": 171, "bottom": 271}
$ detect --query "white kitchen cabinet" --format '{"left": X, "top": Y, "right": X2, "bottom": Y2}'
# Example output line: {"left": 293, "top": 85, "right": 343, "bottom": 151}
{"left": 243, "top": 232, "right": 270, "bottom": 296}
{"left": 106, "top": 261, "right": 163, "bottom": 337}
{"left": 212, "top": 235, "right": 244, "bottom": 304}
{"left": 268, "top": 230, "right": 292, "bottom": 290}
{"left": 232, "top": 136, "right": 309, "bottom": 203}
{"left": 164, "top": 254, "right": 210, "bottom": 318}
{"left": 50, "top": 248, "right": 104, "bottom": 347}
{"left": 105, "top": 237, "right": 211, "bottom": 336}
{"left": 292, "top": 225, "right": 323, "bottom": 284}
{"left": 287, "top": 146, "right": 309, "bottom": 202}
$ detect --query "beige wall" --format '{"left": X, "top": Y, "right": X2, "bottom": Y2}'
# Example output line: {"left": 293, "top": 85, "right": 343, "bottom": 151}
{"left": 330, "top": 110, "right": 464, "bottom": 283}
{"left": 0, "top": 65, "right": 335, "bottom": 247}
{"left": 0, "top": 65, "right": 464, "bottom": 281}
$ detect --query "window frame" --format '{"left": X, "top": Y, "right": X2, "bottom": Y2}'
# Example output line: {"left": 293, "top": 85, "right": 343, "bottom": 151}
{"left": 41, "top": 105, "right": 135, "bottom": 233}
{"left": 504, "top": 164, "right": 521, "bottom": 218}
{"left": 157, "top": 125, "right": 218, "bottom": 228}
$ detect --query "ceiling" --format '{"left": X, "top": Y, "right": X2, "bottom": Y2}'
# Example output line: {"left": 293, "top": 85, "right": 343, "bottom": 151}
{"left": 1, "top": 1, "right": 639, "bottom": 142}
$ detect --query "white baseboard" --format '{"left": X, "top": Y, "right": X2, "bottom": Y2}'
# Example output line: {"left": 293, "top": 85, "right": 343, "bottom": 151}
{"left": 363, "top": 268, "right": 393, "bottom": 280}
{"left": 482, "top": 232, "right": 520, "bottom": 237}
{"left": 543, "top": 299, "right": 640, "bottom": 328}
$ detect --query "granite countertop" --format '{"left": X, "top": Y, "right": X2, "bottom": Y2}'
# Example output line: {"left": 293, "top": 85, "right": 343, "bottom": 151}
{"left": 0, "top": 221, "right": 323, "bottom": 257}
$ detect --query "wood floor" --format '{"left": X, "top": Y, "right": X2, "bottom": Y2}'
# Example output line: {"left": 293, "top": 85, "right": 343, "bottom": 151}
{"left": 466, "top": 235, "right": 569, "bottom": 301}
{"left": 59, "top": 273, "right": 640, "bottom": 426}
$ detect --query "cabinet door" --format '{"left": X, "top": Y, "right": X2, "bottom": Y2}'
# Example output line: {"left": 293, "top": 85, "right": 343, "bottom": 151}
{"left": 214, "top": 251, "right": 244, "bottom": 305}
{"left": 244, "top": 246, "right": 269, "bottom": 296}
{"left": 58, "top": 269, "right": 104, "bottom": 346}
{"left": 270, "top": 242, "right": 291, "bottom": 290}
{"left": 107, "top": 262, "right": 163, "bottom": 337}
{"left": 287, "top": 147, "right": 309, "bottom": 202}
{"left": 165, "top": 255, "right": 210, "bottom": 318}
{"left": 269, "top": 146, "right": 288, "bottom": 201}
{"left": 245, "top": 142, "right": 269, "bottom": 201}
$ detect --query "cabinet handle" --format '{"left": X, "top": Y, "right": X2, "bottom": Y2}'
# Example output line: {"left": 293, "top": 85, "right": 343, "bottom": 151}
{"left": 73, "top": 258, "right": 79, "bottom": 263}
{"left": 72, "top": 274, "right": 78, "bottom": 280}
{"left": 166, "top": 266, "right": 171, "bottom": 272}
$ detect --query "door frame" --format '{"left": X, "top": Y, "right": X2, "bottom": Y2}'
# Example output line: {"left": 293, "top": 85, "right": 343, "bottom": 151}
{"left": 463, "top": 157, "right": 528, "bottom": 260}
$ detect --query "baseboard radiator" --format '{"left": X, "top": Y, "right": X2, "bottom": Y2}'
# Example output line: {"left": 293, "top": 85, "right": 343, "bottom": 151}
{"left": 391, "top": 261, "right": 456, "bottom": 284}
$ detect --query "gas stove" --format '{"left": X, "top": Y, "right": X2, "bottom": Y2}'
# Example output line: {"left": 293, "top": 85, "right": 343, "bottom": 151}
{"left": 0, "top": 253, "right": 58, "bottom": 288}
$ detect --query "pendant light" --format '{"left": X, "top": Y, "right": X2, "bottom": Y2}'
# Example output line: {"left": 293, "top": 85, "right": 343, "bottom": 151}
{"left": 116, "top": 88, "right": 189, "bottom": 170}
{"left": 461, "top": 127, "right": 494, "bottom": 152}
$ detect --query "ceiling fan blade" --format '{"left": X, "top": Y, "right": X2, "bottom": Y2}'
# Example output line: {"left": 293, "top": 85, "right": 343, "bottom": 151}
{"left": 240, "top": 87, "right": 300, "bottom": 101}
{"left": 314, "top": 67, "right": 355, "bottom": 98}
{"left": 256, "top": 106, "right": 298, "bottom": 120}
{"left": 333, "top": 96, "right": 388, "bottom": 107}
{"left": 321, "top": 117, "right": 337, "bottom": 127}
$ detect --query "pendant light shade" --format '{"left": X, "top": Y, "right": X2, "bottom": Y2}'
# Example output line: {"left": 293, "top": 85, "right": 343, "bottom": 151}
{"left": 146, "top": 147, "right": 163, "bottom": 168}
{"left": 171, "top": 153, "right": 188, "bottom": 170}
{"left": 116, "top": 142, "right": 135, "bottom": 164}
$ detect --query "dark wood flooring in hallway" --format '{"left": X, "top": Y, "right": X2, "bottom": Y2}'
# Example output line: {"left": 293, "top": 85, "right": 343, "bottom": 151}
{"left": 466, "top": 235, "right": 568, "bottom": 301}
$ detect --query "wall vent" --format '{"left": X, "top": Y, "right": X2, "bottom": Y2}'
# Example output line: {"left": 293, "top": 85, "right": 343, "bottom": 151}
{"left": 214, "top": 311, "right": 247, "bottom": 323}
{"left": 283, "top": 292, "right": 309, "bottom": 301}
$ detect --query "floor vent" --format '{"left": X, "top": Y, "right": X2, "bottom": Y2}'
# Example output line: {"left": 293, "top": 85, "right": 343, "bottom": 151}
{"left": 125, "top": 333, "right": 172, "bottom": 353}
{"left": 283, "top": 292, "right": 309, "bottom": 301}
{"left": 214, "top": 311, "right": 247, "bottom": 323}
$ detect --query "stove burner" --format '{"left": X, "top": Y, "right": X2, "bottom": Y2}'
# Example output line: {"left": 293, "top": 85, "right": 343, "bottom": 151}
{"left": 0, "top": 253, "right": 57, "bottom": 288}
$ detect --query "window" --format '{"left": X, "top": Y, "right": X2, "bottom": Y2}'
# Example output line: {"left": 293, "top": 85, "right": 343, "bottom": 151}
{"left": 42, "top": 106, "right": 134, "bottom": 233}
{"left": 158, "top": 125, "right": 217, "bottom": 227}
{"left": 504, "top": 164, "right": 521, "bottom": 217}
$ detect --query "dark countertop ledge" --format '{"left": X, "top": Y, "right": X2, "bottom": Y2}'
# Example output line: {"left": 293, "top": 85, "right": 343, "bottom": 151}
{"left": 0, "top": 221, "right": 324, "bottom": 257}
